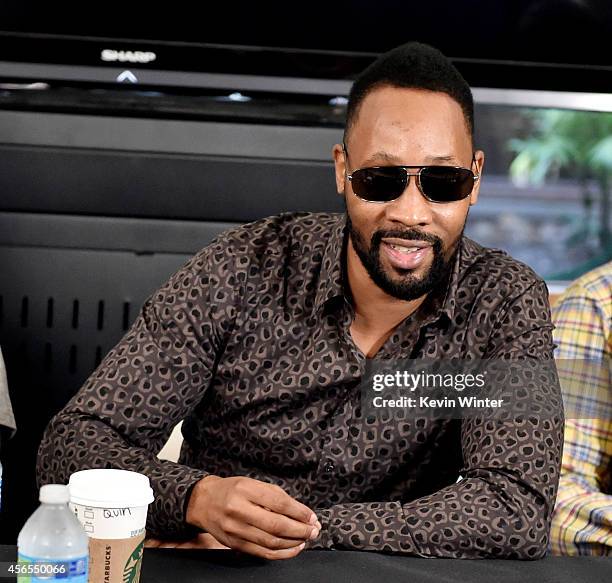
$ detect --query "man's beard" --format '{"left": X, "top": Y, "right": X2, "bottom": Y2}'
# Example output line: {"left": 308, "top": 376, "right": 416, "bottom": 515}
{"left": 347, "top": 215, "right": 462, "bottom": 301}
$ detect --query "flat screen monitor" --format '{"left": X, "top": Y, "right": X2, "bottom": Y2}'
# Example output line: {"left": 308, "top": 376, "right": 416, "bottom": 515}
{"left": 1, "top": 1, "right": 611, "bottom": 94}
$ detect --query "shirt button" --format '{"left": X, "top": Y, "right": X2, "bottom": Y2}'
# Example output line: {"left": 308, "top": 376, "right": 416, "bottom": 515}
{"left": 324, "top": 461, "right": 335, "bottom": 474}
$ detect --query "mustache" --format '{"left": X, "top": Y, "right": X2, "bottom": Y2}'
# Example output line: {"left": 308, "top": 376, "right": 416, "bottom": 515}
{"left": 371, "top": 229, "right": 442, "bottom": 248}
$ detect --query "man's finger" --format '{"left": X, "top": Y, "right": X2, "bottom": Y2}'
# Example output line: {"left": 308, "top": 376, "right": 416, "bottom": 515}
{"left": 228, "top": 519, "right": 314, "bottom": 550}
{"left": 245, "top": 481, "right": 317, "bottom": 525}
{"left": 243, "top": 504, "right": 319, "bottom": 541}
{"left": 261, "top": 505, "right": 321, "bottom": 529}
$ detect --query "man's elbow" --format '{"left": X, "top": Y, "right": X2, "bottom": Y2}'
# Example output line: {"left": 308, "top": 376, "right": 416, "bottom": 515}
{"left": 36, "top": 411, "right": 74, "bottom": 487}
{"left": 502, "top": 525, "right": 550, "bottom": 560}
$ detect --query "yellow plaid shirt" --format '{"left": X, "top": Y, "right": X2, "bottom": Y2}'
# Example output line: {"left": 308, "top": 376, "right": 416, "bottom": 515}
{"left": 549, "top": 261, "right": 612, "bottom": 556}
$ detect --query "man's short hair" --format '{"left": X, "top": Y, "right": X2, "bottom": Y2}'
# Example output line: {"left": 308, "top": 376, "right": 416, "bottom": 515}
{"left": 344, "top": 41, "right": 474, "bottom": 145}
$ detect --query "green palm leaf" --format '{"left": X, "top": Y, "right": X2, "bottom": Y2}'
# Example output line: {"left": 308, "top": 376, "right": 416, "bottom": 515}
{"left": 506, "top": 108, "right": 612, "bottom": 269}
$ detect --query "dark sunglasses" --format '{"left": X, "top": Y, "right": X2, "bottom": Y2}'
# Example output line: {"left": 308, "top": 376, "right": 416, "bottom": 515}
{"left": 343, "top": 144, "right": 480, "bottom": 203}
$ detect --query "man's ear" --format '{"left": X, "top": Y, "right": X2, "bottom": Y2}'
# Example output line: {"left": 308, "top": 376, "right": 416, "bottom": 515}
{"left": 469, "top": 149, "right": 485, "bottom": 206}
{"left": 332, "top": 143, "right": 346, "bottom": 196}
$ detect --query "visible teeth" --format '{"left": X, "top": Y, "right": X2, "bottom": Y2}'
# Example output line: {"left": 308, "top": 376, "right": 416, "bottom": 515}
{"left": 390, "top": 244, "right": 419, "bottom": 253}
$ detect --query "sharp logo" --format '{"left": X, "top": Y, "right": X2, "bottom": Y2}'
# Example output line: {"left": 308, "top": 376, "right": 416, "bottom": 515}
{"left": 101, "top": 49, "right": 157, "bottom": 64}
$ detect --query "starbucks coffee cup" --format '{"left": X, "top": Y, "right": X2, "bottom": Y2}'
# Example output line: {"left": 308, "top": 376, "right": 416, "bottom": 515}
{"left": 69, "top": 469, "right": 154, "bottom": 583}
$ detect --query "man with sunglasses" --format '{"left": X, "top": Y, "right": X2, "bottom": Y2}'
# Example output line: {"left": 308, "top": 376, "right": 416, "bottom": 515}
{"left": 38, "top": 42, "right": 563, "bottom": 560}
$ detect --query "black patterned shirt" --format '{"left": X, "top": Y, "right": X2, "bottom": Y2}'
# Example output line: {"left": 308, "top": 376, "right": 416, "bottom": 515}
{"left": 37, "top": 212, "right": 563, "bottom": 559}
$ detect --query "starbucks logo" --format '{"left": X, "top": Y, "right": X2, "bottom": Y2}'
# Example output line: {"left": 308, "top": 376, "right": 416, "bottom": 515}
{"left": 123, "top": 540, "right": 144, "bottom": 583}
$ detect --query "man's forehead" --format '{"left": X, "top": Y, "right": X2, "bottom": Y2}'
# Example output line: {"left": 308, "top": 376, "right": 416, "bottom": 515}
{"left": 360, "top": 86, "right": 462, "bottom": 117}
{"left": 348, "top": 88, "right": 472, "bottom": 161}
{"left": 351, "top": 86, "right": 469, "bottom": 135}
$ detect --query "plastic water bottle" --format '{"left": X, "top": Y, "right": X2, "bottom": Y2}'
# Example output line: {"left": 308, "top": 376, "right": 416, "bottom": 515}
{"left": 17, "top": 484, "right": 89, "bottom": 582}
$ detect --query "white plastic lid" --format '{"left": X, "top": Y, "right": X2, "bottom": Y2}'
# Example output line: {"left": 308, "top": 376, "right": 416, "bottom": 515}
{"left": 40, "top": 484, "right": 70, "bottom": 504}
{"left": 68, "top": 469, "right": 154, "bottom": 508}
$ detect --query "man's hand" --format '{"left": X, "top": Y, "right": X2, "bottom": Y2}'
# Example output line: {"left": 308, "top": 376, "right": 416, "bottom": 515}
{"left": 186, "top": 475, "right": 321, "bottom": 560}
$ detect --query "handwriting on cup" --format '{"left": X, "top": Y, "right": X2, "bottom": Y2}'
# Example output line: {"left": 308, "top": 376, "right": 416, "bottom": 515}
{"left": 103, "top": 508, "right": 133, "bottom": 519}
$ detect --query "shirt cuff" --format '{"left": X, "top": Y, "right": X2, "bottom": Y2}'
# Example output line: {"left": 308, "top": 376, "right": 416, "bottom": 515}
{"left": 145, "top": 462, "right": 208, "bottom": 538}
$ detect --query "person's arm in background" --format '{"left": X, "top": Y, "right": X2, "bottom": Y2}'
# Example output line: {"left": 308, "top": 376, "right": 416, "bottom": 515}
{"left": 549, "top": 275, "right": 612, "bottom": 556}
{"left": 36, "top": 239, "right": 239, "bottom": 538}
{"left": 309, "top": 279, "right": 564, "bottom": 559}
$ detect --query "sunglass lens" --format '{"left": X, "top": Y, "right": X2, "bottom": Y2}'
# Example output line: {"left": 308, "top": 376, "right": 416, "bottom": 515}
{"left": 351, "top": 167, "right": 407, "bottom": 202}
{"left": 420, "top": 167, "right": 474, "bottom": 202}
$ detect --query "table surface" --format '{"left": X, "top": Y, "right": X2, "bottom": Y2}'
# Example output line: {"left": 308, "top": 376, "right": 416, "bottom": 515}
{"left": 2, "top": 545, "right": 611, "bottom": 583}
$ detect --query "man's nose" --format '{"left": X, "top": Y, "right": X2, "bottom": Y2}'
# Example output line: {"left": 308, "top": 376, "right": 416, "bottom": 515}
{"left": 384, "top": 173, "right": 434, "bottom": 226}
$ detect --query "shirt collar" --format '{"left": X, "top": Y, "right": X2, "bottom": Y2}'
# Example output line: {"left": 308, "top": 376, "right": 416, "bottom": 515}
{"left": 313, "top": 213, "right": 347, "bottom": 312}
{"left": 434, "top": 235, "right": 486, "bottom": 326}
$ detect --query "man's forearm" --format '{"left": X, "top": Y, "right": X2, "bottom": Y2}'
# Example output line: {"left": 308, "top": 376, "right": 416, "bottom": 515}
{"left": 309, "top": 469, "right": 553, "bottom": 558}
{"left": 37, "top": 408, "right": 207, "bottom": 537}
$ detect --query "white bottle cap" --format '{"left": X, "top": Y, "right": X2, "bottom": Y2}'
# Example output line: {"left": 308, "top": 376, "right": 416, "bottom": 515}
{"left": 40, "top": 484, "right": 70, "bottom": 504}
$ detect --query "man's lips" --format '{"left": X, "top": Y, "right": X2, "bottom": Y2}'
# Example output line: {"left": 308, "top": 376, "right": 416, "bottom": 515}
{"left": 380, "top": 238, "right": 432, "bottom": 270}
{"left": 380, "top": 238, "right": 433, "bottom": 250}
